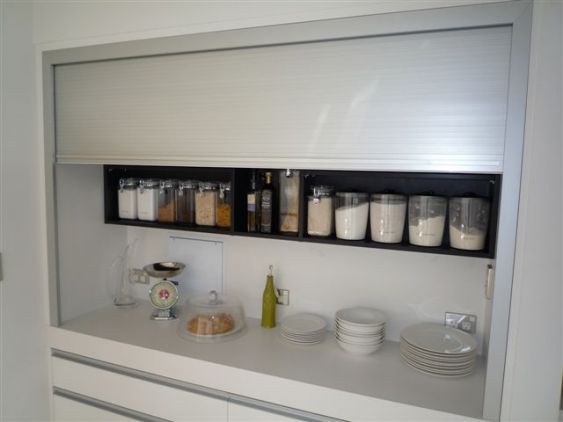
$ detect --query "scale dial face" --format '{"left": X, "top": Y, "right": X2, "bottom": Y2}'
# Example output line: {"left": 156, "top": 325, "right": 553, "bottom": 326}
{"left": 149, "top": 280, "right": 179, "bottom": 310}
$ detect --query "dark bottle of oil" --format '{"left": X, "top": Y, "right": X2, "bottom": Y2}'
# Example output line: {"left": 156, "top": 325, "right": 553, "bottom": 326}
{"left": 260, "top": 171, "right": 275, "bottom": 233}
{"left": 247, "top": 171, "right": 260, "bottom": 232}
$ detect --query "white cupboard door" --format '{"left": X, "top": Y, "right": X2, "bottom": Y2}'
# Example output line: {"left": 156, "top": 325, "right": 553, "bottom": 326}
{"left": 54, "top": 26, "right": 511, "bottom": 173}
{"left": 52, "top": 357, "right": 228, "bottom": 421}
{"left": 228, "top": 402, "right": 300, "bottom": 421}
{"left": 53, "top": 395, "right": 133, "bottom": 421}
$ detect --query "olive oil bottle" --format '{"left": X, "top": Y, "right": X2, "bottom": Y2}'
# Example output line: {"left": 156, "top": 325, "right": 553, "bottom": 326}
{"left": 261, "top": 265, "right": 276, "bottom": 328}
{"left": 260, "top": 171, "right": 274, "bottom": 233}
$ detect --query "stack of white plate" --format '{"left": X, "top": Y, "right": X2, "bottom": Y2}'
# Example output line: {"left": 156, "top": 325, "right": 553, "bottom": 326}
{"left": 400, "top": 323, "right": 477, "bottom": 377}
{"left": 335, "top": 307, "right": 386, "bottom": 355}
{"left": 280, "top": 313, "right": 327, "bottom": 345}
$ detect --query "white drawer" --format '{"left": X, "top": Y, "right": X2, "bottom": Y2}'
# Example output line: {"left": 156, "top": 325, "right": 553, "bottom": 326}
{"left": 53, "top": 395, "right": 133, "bottom": 421}
{"left": 51, "top": 357, "right": 228, "bottom": 421}
{"left": 228, "top": 402, "right": 299, "bottom": 421}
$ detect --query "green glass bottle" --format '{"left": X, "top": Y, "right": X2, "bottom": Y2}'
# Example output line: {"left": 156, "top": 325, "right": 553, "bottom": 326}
{"left": 261, "top": 265, "right": 276, "bottom": 328}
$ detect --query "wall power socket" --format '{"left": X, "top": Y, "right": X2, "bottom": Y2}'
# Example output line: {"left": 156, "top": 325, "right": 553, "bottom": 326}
{"left": 445, "top": 312, "right": 477, "bottom": 334}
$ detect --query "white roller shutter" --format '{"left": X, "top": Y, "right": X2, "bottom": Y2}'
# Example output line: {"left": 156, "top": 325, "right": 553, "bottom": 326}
{"left": 55, "top": 26, "right": 511, "bottom": 172}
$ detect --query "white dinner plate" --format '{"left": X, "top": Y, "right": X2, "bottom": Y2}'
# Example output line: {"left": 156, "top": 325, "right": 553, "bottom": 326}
{"left": 401, "top": 355, "right": 474, "bottom": 378}
{"left": 400, "top": 346, "right": 475, "bottom": 369}
{"left": 400, "top": 323, "right": 477, "bottom": 354}
{"left": 281, "top": 313, "right": 327, "bottom": 335}
{"left": 400, "top": 341, "right": 476, "bottom": 362}
{"left": 335, "top": 307, "right": 386, "bottom": 326}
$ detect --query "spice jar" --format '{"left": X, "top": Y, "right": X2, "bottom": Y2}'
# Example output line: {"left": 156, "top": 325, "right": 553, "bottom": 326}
{"left": 137, "top": 178, "right": 160, "bottom": 221}
{"left": 408, "top": 195, "right": 447, "bottom": 247}
{"left": 370, "top": 194, "right": 407, "bottom": 243}
{"left": 279, "top": 170, "right": 300, "bottom": 233}
{"left": 216, "top": 182, "right": 231, "bottom": 229}
{"left": 307, "top": 185, "right": 334, "bottom": 237}
{"left": 449, "top": 197, "right": 490, "bottom": 251}
{"left": 118, "top": 178, "right": 139, "bottom": 219}
{"left": 195, "top": 181, "right": 218, "bottom": 226}
{"left": 158, "top": 179, "right": 178, "bottom": 223}
{"left": 335, "top": 192, "right": 369, "bottom": 240}
{"left": 176, "top": 180, "right": 198, "bottom": 225}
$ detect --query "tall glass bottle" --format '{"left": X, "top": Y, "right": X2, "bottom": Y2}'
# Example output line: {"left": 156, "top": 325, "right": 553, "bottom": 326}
{"left": 261, "top": 265, "right": 276, "bottom": 328}
{"left": 260, "top": 171, "right": 275, "bottom": 233}
{"left": 247, "top": 172, "right": 260, "bottom": 232}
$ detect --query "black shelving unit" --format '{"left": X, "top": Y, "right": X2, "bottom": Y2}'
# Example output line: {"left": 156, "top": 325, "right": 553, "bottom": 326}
{"left": 104, "top": 165, "right": 501, "bottom": 258}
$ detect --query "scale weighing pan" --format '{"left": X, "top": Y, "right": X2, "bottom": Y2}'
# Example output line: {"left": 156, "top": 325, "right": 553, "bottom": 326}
{"left": 143, "top": 262, "right": 185, "bottom": 279}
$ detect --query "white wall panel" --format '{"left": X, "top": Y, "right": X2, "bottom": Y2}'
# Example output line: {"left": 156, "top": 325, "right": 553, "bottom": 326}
{"left": 55, "top": 26, "right": 511, "bottom": 172}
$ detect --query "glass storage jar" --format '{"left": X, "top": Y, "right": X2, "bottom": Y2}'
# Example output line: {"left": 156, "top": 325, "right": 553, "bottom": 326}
{"left": 157, "top": 179, "right": 178, "bottom": 223}
{"left": 177, "top": 290, "right": 246, "bottom": 342}
{"left": 408, "top": 195, "right": 447, "bottom": 247}
{"left": 137, "top": 178, "right": 160, "bottom": 221}
{"left": 176, "top": 180, "right": 198, "bottom": 225}
{"left": 118, "top": 178, "right": 139, "bottom": 219}
{"left": 449, "top": 197, "right": 490, "bottom": 251}
{"left": 216, "top": 182, "right": 231, "bottom": 229}
{"left": 370, "top": 194, "right": 407, "bottom": 243}
{"left": 195, "top": 181, "right": 218, "bottom": 226}
{"left": 307, "top": 185, "right": 334, "bottom": 237}
{"left": 335, "top": 192, "right": 369, "bottom": 240}
{"left": 279, "top": 170, "right": 300, "bottom": 233}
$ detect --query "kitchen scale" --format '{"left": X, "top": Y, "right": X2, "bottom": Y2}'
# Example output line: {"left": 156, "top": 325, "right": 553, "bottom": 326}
{"left": 143, "top": 261, "right": 185, "bottom": 320}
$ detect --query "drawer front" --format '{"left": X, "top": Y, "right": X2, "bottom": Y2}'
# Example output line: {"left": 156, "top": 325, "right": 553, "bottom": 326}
{"left": 228, "top": 402, "right": 300, "bottom": 421}
{"left": 53, "top": 395, "right": 132, "bottom": 421}
{"left": 52, "top": 357, "right": 228, "bottom": 421}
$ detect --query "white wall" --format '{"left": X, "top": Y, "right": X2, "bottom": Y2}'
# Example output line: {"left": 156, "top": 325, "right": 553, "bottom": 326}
{"left": 126, "top": 227, "right": 491, "bottom": 350}
{"left": 500, "top": 1, "right": 563, "bottom": 420}
{"left": 0, "top": 0, "right": 552, "bottom": 420}
{"left": 0, "top": 1, "right": 50, "bottom": 420}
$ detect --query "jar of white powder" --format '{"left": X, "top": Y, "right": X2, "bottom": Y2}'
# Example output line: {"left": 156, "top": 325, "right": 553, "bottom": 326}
{"left": 118, "top": 178, "right": 139, "bottom": 220}
{"left": 307, "top": 185, "right": 334, "bottom": 237}
{"left": 370, "top": 194, "right": 406, "bottom": 243}
{"left": 335, "top": 192, "right": 369, "bottom": 240}
{"left": 449, "top": 197, "right": 490, "bottom": 250}
{"left": 408, "top": 195, "right": 447, "bottom": 247}
{"left": 137, "top": 178, "right": 160, "bottom": 221}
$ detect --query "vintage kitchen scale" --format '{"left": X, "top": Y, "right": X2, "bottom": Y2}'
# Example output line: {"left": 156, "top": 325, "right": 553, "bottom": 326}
{"left": 143, "top": 261, "right": 185, "bottom": 320}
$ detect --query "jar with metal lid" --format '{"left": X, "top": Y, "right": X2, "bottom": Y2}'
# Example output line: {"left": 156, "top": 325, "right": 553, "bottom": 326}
{"left": 408, "top": 195, "right": 447, "bottom": 247}
{"left": 177, "top": 290, "right": 246, "bottom": 343}
{"left": 158, "top": 179, "right": 178, "bottom": 223}
{"left": 195, "top": 181, "right": 218, "bottom": 226}
{"left": 335, "top": 192, "right": 369, "bottom": 240}
{"left": 137, "top": 178, "right": 160, "bottom": 221}
{"left": 279, "top": 170, "right": 300, "bottom": 233}
{"left": 176, "top": 180, "right": 198, "bottom": 225}
{"left": 370, "top": 194, "right": 407, "bottom": 243}
{"left": 118, "top": 178, "right": 139, "bottom": 219}
{"left": 216, "top": 182, "right": 231, "bottom": 229}
{"left": 449, "top": 197, "right": 490, "bottom": 251}
{"left": 307, "top": 185, "right": 334, "bottom": 237}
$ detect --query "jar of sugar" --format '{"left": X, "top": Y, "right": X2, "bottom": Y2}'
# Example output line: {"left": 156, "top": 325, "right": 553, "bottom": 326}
{"left": 370, "top": 194, "right": 407, "bottom": 243}
{"left": 449, "top": 197, "right": 490, "bottom": 251}
{"left": 117, "top": 178, "right": 139, "bottom": 219}
{"left": 307, "top": 185, "right": 334, "bottom": 237}
{"left": 335, "top": 192, "right": 369, "bottom": 240}
{"left": 408, "top": 195, "right": 447, "bottom": 247}
{"left": 137, "top": 178, "right": 160, "bottom": 221}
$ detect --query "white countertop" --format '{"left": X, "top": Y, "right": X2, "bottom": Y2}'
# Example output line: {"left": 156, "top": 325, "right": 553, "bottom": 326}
{"left": 53, "top": 301, "right": 485, "bottom": 420}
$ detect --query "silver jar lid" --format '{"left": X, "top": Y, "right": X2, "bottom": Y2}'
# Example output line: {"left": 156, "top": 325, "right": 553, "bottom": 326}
{"left": 199, "top": 181, "right": 218, "bottom": 191}
{"left": 119, "top": 178, "right": 139, "bottom": 190}
{"left": 178, "top": 180, "right": 199, "bottom": 190}
{"left": 160, "top": 179, "right": 178, "bottom": 190}
{"left": 138, "top": 178, "right": 160, "bottom": 190}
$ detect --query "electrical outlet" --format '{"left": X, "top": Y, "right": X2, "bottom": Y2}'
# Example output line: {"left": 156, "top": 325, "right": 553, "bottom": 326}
{"left": 129, "top": 268, "right": 150, "bottom": 284}
{"left": 445, "top": 312, "right": 477, "bottom": 334}
{"left": 276, "top": 289, "right": 290, "bottom": 306}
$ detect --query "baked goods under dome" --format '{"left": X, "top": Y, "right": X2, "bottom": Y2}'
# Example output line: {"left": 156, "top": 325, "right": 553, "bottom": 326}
{"left": 177, "top": 290, "right": 245, "bottom": 342}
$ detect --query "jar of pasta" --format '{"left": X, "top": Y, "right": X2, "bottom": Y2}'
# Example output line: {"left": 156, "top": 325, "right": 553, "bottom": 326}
{"left": 195, "top": 181, "right": 218, "bottom": 226}
{"left": 216, "top": 182, "right": 231, "bottom": 229}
